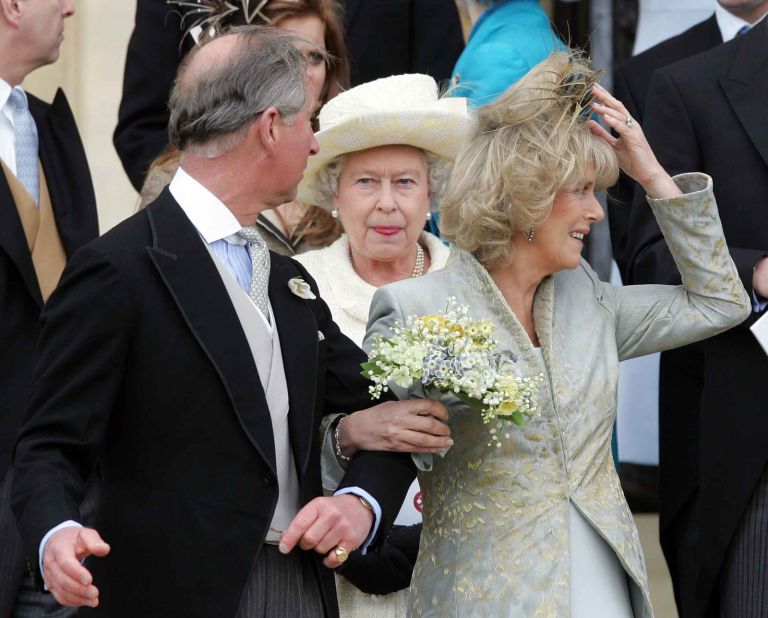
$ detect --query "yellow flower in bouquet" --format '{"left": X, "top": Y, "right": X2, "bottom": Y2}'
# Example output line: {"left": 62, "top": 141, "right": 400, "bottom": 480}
{"left": 363, "top": 299, "right": 541, "bottom": 446}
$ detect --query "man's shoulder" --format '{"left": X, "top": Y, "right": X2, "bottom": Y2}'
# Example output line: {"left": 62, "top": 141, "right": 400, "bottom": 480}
{"left": 87, "top": 208, "right": 152, "bottom": 257}
{"left": 616, "top": 15, "right": 721, "bottom": 87}
{"left": 663, "top": 16, "right": 767, "bottom": 86}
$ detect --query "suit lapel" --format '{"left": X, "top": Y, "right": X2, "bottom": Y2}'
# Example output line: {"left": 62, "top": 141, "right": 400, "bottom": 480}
{"left": 0, "top": 172, "right": 42, "bottom": 307}
{"left": 721, "top": 19, "right": 768, "bottom": 170}
{"left": 270, "top": 256, "right": 318, "bottom": 477}
{"left": 145, "top": 191, "right": 277, "bottom": 474}
{"left": 31, "top": 90, "right": 99, "bottom": 257}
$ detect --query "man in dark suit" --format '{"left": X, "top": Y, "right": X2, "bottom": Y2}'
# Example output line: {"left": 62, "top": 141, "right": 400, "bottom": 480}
{"left": 0, "top": 0, "right": 99, "bottom": 615}
{"left": 113, "top": 0, "right": 464, "bottom": 193}
{"left": 610, "top": 10, "right": 722, "bottom": 279}
{"left": 342, "top": 0, "right": 463, "bottom": 87}
{"left": 626, "top": 15, "right": 768, "bottom": 618}
{"left": 12, "top": 27, "right": 445, "bottom": 617}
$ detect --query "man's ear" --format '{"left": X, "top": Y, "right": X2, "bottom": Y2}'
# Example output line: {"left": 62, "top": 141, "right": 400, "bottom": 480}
{"left": 0, "top": 0, "right": 23, "bottom": 27}
{"left": 257, "top": 106, "right": 281, "bottom": 156}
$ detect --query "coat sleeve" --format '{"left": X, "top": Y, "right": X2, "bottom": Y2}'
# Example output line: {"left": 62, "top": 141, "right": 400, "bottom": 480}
{"left": 602, "top": 173, "right": 750, "bottom": 361}
{"left": 11, "top": 245, "right": 136, "bottom": 557}
{"left": 289, "top": 260, "right": 416, "bottom": 549}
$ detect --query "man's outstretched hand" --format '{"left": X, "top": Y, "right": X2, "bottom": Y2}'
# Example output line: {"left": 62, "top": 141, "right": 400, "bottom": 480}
{"left": 43, "top": 527, "right": 110, "bottom": 607}
{"left": 279, "top": 494, "right": 373, "bottom": 568}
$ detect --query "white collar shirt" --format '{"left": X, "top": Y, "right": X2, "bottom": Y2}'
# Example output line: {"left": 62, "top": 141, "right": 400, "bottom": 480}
{"left": 168, "top": 166, "right": 273, "bottom": 330}
{"left": 0, "top": 78, "right": 18, "bottom": 175}
{"left": 716, "top": 5, "right": 768, "bottom": 41}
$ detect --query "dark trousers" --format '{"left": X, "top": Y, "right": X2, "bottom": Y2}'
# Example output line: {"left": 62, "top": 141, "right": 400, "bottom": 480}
{"left": 236, "top": 545, "right": 324, "bottom": 618}
{"left": 717, "top": 463, "right": 768, "bottom": 618}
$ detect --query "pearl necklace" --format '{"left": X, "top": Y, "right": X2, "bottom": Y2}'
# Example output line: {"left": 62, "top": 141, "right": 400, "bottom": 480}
{"left": 412, "top": 243, "right": 425, "bottom": 278}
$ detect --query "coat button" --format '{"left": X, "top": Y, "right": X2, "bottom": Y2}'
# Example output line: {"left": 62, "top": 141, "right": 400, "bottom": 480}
{"left": 263, "top": 473, "right": 274, "bottom": 485}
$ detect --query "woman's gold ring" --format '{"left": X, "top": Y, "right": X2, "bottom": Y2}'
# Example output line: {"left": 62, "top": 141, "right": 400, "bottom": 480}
{"left": 334, "top": 545, "right": 349, "bottom": 563}
{"left": 625, "top": 115, "right": 636, "bottom": 129}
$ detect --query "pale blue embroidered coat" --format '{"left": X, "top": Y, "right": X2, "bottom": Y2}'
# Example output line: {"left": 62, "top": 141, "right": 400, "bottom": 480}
{"left": 364, "top": 174, "right": 750, "bottom": 617}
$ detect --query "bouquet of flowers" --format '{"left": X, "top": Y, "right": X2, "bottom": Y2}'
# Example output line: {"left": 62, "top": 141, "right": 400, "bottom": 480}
{"left": 363, "top": 299, "right": 540, "bottom": 444}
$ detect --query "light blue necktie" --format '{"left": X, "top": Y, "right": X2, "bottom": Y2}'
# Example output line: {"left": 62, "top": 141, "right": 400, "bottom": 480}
{"left": 8, "top": 87, "right": 40, "bottom": 207}
{"left": 236, "top": 225, "right": 271, "bottom": 324}
{"left": 737, "top": 25, "right": 751, "bottom": 37}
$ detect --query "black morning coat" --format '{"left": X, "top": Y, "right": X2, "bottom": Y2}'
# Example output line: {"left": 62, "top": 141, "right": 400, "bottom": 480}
{"left": 11, "top": 189, "right": 415, "bottom": 617}
{"left": 626, "top": 19, "right": 768, "bottom": 617}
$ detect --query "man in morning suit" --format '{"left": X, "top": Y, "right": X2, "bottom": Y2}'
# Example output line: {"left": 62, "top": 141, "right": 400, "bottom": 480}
{"left": 11, "top": 26, "right": 446, "bottom": 617}
{"left": 610, "top": 3, "right": 768, "bottom": 615}
{"left": 627, "top": 15, "right": 768, "bottom": 618}
{"left": 0, "top": 0, "right": 99, "bottom": 615}
{"left": 609, "top": 4, "right": 722, "bottom": 279}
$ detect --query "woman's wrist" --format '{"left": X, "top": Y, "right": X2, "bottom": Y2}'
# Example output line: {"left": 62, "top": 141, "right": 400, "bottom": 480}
{"left": 335, "top": 414, "right": 358, "bottom": 461}
{"left": 641, "top": 168, "right": 682, "bottom": 200}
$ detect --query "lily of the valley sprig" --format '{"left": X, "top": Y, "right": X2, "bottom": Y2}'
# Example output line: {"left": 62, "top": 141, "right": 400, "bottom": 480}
{"left": 363, "top": 298, "right": 542, "bottom": 448}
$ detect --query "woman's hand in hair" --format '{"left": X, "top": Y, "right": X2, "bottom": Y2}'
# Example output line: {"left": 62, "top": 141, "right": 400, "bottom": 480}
{"left": 588, "top": 84, "right": 681, "bottom": 200}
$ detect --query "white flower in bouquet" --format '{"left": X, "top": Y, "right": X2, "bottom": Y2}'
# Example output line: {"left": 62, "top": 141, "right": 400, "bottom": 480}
{"left": 363, "top": 299, "right": 541, "bottom": 445}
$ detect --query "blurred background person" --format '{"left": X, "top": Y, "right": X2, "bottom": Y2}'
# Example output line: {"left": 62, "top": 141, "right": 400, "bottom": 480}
{"left": 451, "top": 0, "right": 566, "bottom": 107}
{"left": 0, "top": 0, "right": 98, "bottom": 615}
{"left": 295, "top": 73, "right": 468, "bottom": 617}
{"left": 343, "top": 0, "right": 464, "bottom": 87}
{"left": 134, "top": 0, "right": 347, "bottom": 255}
{"left": 114, "top": 0, "right": 464, "bottom": 196}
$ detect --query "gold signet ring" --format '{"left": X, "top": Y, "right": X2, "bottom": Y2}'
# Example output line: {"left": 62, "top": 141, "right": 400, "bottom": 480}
{"left": 334, "top": 546, "right": 349, "bottom": 563}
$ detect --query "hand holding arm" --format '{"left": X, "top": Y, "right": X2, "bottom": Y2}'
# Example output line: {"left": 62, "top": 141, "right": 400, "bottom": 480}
{"left": 42, "top": 527, "right": 110, "bottom": 608}
{"left": 339, "top": 398, "right": 452, "bottom": 459}
{"left": 588, "top": 84, "right": 681, "bottom": 199}
{"left": 279, "top": 494, "right": 373, "bottom": 568}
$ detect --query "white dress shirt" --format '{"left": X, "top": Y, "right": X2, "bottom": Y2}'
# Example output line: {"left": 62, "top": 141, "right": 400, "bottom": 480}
{"left": 0, "top": 77, "right": 19, "bottom": 174}
{"left": 715, "top": 3, "right": 768, "bottom": 41}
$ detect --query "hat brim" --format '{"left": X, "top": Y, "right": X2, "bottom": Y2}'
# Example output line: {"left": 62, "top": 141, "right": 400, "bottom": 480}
{"left": 297, "top": 108, "right": 469, "bottom": 207}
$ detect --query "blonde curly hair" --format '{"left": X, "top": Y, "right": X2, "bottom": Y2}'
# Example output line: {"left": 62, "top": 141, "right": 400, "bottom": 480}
{"left": 440, "top": 51, "right": 619, "bottom": 269}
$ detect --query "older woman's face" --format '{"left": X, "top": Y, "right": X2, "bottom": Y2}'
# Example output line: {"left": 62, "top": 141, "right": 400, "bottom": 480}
{"left": 334, "top": 145, "right": 431, "bottom": 265}
{"left": 278, "top": 14, "right": 327, "bottom": 104}
{"left": 532, "top": 166, "right": 604, "bottom": 272}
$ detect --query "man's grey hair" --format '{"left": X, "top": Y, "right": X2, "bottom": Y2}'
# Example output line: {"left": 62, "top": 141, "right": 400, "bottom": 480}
{"left": 168, "top": 26, "right": 324, "bottom": 158}
{"left": 313, "top": 150, "right": 454, "bottom": 214}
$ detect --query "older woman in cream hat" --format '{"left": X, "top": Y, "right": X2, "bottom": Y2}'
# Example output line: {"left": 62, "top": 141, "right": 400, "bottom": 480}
{"left": 294, "top": 74, "right": 468, "bottom": 618}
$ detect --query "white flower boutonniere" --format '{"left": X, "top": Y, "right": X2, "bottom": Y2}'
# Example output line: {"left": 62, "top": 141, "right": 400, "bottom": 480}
{"left": 288, "top": 277, "right": 316, "bottom": 300}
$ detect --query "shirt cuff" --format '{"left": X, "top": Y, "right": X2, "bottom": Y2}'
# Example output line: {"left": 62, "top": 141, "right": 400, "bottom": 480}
{"left": 333, "top": 487, "right": 381, "bottom": 554}
{"left": 39, "top": 520, "right": 82, "bottom": 587}
{"left": 752, "top": 289, "right": 768, "bottom": 314}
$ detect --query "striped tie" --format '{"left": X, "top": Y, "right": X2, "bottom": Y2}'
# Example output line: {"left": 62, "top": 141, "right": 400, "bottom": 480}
{"left": 236, "top": 225, "right": 271, "bottom": 323}
{"left": 8, "top": 87, "right": 40, "bottom": 207}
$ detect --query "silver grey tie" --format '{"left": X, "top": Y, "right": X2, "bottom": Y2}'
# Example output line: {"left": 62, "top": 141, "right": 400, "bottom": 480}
{"left": 236, "top": 225, "right": 271, "bottom": 324}
{"left": 8, "top": 87, "right": 39, "bottom": 207}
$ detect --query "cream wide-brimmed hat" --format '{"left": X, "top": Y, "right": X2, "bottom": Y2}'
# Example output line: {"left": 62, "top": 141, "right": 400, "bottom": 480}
{"left": 297, "top": 74, "right": 469, "bottom": 206}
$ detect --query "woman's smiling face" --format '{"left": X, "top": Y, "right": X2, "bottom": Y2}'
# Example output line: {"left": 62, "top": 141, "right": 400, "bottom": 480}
{"left": 531, "top": 166, "right": 604, "bottom": 273}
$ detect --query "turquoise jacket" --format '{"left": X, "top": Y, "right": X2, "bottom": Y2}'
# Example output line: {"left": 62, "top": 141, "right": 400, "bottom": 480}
{"left": 451, "top": 0, "right": 566, "bottom": 106}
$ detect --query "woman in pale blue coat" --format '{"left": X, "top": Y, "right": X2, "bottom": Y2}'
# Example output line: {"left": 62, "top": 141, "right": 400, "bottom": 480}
{"left": 364, "top": 52, "right": 750, "bottom": 617}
